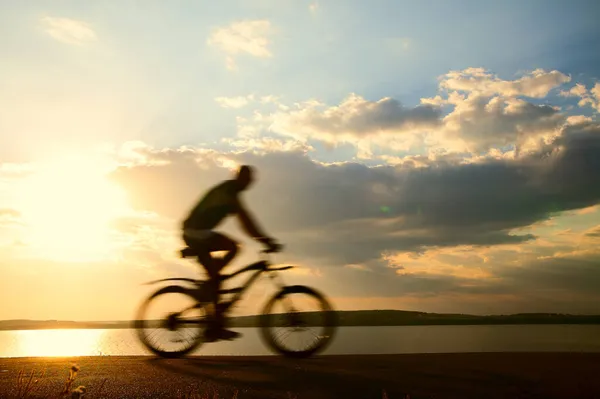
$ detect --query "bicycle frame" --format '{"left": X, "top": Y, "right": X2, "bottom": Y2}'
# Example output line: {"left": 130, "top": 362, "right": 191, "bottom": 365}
{"left": 143, "top": 252, "right": 295, "bottom": 315}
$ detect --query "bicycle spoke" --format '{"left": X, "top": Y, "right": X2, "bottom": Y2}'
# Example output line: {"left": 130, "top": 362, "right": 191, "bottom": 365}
{"left": 274, "top": 328, "right": 293, "bottom": 343}
{"left": 145, "top": 328, "right": 161, "bottom": 344}
{"left": 261, "top": 287, "right": 336, "bottom": 358}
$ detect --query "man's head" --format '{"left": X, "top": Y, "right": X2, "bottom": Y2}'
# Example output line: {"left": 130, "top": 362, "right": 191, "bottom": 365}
{"left": 235, "top": 164, "right": 254, "bottom": 190}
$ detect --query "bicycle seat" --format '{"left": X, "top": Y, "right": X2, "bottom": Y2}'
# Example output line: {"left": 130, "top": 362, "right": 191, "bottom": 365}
{"left": 180, "top": 247, "right": 200, "bottom": 258}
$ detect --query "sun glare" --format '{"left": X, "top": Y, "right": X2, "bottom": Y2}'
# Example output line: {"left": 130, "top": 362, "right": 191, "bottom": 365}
{"left": 16, "top": 154, "right": 131, "bottom": 262}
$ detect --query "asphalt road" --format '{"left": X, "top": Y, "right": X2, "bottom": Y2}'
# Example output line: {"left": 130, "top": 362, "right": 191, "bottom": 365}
{"left": 1, "top": 353, "right": 600, "bottom": 398}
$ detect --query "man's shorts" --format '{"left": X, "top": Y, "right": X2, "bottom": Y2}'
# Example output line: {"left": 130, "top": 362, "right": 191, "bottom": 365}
{"left": 183, "top": 228, "right": 216, "bottom": 243}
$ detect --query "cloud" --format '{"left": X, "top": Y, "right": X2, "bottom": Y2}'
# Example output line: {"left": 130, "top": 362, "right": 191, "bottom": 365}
{"left": 497, "top": 248, "right": 600, "bottom": 297}
{"left": 422, "top": 68, "right": 574, "bottom": 154}
{"left": 208, "top": 20, "right": 273, "bottom": 69}
{"left": 224, "top": 136, "right": 312, "bottom": 154}
{"left": 439, "top": 94, "right": 565, "bottom": 154}
{"left": 576, "top": 205, "right": 599, "bottom": 215}
{"left": 560, "top": 83, "right": 588, "bottom": 98}
{"left": 385, "top": 246, "right": 493, "bottom": 280}
{"left": 593, "top": 84, "right": 600, "bottom": 109}
{"left": 326, "top": 220, "right": 600, "bottom": 313}
{"left": 255, "top": 94, "right": 441, "bottom": 157}
{"left": 215, "top": 95, "right": 254, "bottom": 109}
{"left": 585, "top": 225, "right": 600, "bottom": 238}
{"left": 270, "top": 94, "right": 441, "bottom": 138}
{"left": 439, "top": 68, "right": 571, "bottom": 98}
{"left": 560, "top": 82, "right": 600, "bottom": 113}
{"left": 230, "top": 68, "right": 578, "bottom": 158}
{"left": 110, "top": 121, "right": 600, "bottom": 268}
{"left": 40, "top": 16, "right": 97, "bottom": 46}
{"left": 104, "top": 66, "right": 600, "bottom": 313}
{"left": 309, "top": 2, "right": 319, "bottom": 14}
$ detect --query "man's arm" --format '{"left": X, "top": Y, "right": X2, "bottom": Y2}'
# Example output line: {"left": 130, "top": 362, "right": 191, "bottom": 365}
{"left": 234, "top": 197, "right": 271, "bottom": 242}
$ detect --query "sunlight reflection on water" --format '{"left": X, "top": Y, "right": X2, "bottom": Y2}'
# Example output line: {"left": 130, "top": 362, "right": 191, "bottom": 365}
{"left": 11, "top": 329, "right": 107, "bottom": 357}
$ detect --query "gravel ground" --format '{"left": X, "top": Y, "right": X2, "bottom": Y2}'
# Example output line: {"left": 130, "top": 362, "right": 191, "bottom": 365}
{"left": 1, "top": 353, "right": 600, "bottom": 399}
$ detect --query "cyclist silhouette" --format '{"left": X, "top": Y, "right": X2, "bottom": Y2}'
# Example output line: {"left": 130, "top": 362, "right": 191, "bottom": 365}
{"left": 182, "top": 165, "right": 280, "bottom": 341}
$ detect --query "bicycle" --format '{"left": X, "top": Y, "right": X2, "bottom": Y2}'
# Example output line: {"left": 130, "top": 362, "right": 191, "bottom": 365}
{"left": 134, "top": 246, "right": 338, "bottom": 359}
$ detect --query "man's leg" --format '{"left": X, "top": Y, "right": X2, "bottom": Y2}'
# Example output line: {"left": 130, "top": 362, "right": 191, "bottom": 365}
{"left": 185, "top": 231, "right": 239, "bottom": 339}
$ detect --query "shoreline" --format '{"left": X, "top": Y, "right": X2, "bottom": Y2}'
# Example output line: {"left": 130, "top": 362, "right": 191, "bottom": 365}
{"left": 3, "top": 321, "right": 600, "bottom": 331}
{"left": 3, "top": 310, "right": 600, "bottom": 331}
{"left": 2, "top": 353, "right": 600, "bottom": 398}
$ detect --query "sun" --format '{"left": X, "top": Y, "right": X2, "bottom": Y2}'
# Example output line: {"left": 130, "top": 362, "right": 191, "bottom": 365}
{"left": 16, "top": 154, "right": 131, "bottom": 263}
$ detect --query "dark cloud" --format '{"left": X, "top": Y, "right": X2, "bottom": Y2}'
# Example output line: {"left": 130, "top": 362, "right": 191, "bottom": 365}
{"left": 498, "top": 252, "right": 600, "bottom": 295}
{"left": 320, "top": 247, "right": 600, "bottom": 313}
{"left": 111, "top": 122, "right": 600, "bottom": 268}
{"left": 585, "top": 225, "right": 600, "bottom": 238}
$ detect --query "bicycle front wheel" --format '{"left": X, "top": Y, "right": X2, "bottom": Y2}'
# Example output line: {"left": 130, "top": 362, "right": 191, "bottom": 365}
{"left": 134, "top": 285, "right": 209, "bottom": 358}
{"left": 259, "top": 285, "right": 337, "bottom": 358}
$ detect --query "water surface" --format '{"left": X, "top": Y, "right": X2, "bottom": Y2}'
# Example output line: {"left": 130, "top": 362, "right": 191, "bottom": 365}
{"left": 1, "top": 325, "right": 600, "bottom": 358}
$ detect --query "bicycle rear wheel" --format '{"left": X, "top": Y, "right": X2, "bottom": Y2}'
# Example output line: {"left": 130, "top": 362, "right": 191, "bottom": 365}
{"left": 134, "top": 285, "right": 209, "bottom": 358}
{"left": 259, "top": 285, "right": 337, "bottom": 358}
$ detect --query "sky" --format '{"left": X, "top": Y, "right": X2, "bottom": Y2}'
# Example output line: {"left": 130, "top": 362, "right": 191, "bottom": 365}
{"left": 1, "top": 0, "right": 600, "bottom": 321}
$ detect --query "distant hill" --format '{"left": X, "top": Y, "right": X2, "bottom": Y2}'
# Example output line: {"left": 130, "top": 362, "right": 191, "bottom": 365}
{"left": 228, "top": 310, "right": 600, "bottom": 327}
{"left": 0, "top": 319, "right": 131, "bottom": 330}
{"left": 2, "top": 310, "right": 600, "bottom": 330}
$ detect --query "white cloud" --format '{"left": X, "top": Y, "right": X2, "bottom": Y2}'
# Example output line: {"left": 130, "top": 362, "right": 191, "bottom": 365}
{"left": 437, "top": 94, "right": 564, "bottom": 154}
{"left": 208, "top": 20, "right": 273, "bottom": 69}
{"left": 40, "top": 16, "right": 97, "bottom": 46}
{"left": 224, "top": 67, "right": 581, "bottom": 159}
{"left": 215, "top": 95, "right": 254, "bottom": 109}
{"left": 439, "top": 68, "right": 571, "bottom": 98}
{"left": 592, "top": 83, "right": 600, "bottom": 105}
{"left": 309, "top": 2, "right": 319, "bottom": 14}
{"left": 561, "top": 82, "right": 600, "bottom": 113}
{"left": 560, "top": 83, "right": 588, "bottom": 98}
{"left": 566, "top": 115, "right": 593, "bottom": 125}
{"left": 223, "top": 136, "right": 312, "bottom": 154}
{"left": 419, "top": 68, "right": 573, "bottom": 154}
{"left": 264, "top": 94, "right": 441, "bottom": 157}
{"left": 271, "top": 94, "right": 440, "bottom": 136}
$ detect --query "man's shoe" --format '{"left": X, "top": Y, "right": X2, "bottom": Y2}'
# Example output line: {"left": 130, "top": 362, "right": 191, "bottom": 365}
{"left": 203, "top": 327, "right": 242, "bottom": 342}
{"left": 218, "top": 329, "right": 241, "bottom": 340}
